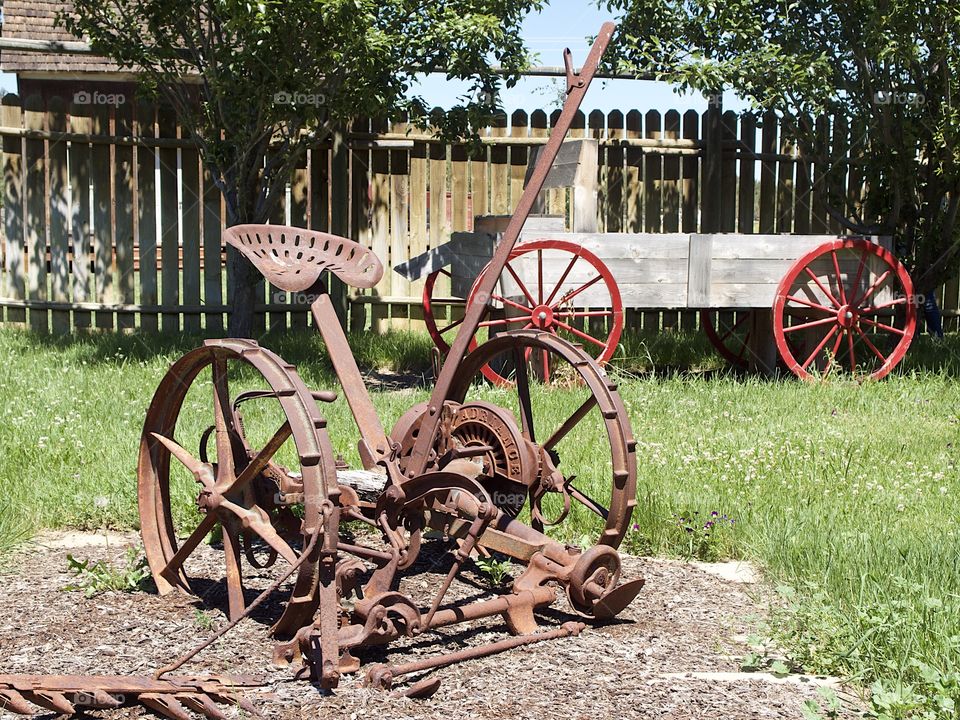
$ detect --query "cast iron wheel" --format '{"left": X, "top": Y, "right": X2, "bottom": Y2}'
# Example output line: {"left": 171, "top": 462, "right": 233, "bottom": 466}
{"left": 446, "top": 330, "right": 637, "bottom": 549}
{"left": 137, "top": 338, "right": 339, "bottom": 635}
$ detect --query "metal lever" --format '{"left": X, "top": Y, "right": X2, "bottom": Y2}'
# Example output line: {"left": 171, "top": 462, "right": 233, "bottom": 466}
{"left": 563, "top": 48, "right": 583, "bottom": 93}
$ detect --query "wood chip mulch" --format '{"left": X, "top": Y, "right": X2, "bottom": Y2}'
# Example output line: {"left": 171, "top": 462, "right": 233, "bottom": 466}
{"left": 0, "top": 532, "right": 864, "bottom": 719}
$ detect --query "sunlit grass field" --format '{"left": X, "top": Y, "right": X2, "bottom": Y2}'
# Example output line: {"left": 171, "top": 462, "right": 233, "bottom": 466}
{"left": 1, "top": 326, "right": 958, "bottom": 716}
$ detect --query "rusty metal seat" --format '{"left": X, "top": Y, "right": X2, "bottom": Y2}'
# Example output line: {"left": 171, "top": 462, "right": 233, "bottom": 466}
{"left": 223, "top": 224, "right": 383, "bottom": 292}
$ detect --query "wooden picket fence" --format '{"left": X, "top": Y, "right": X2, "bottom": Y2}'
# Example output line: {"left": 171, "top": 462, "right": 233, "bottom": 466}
{"left": 0, "top": 93, "right": 955, "bottom": 335}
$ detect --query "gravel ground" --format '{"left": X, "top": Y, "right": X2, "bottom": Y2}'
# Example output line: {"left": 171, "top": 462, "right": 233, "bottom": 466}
{"left": 0, "top": 532, "right": 865, "bottom": 719}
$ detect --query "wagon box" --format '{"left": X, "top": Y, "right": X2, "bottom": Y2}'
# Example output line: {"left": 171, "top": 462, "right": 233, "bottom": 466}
{"left": 403, "top": 228, "right": 916, "bottom": 381}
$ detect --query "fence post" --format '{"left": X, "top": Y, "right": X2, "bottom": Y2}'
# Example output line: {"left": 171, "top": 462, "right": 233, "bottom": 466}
{"left": 2, "top": 94, "right": 25, "bottom": 326}
{"left": 701, "top": 92, "right": 723, "bottom": 234}
{"left": 328, "top": 127, "right": 350, "bottom": 328}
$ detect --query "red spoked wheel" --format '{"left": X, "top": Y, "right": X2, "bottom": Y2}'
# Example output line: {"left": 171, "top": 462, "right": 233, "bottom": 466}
{"left": 422, "top": 269, "right": 477, "bottom": 355}
{"left": 466, "top": 240, "right": 624, "bottom": 386}
{"left": 773, "top": 238, "right": 917, "bottom": 380}
{"left": 702, "top": 310, "right": 755, "bottom": 370}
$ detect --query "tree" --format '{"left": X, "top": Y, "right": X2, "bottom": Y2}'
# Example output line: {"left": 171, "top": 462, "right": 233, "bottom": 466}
{"left": 604, "top": 0, "right": 960, "bottom": 295}
{"left": 61, "top": 0, "right": 542, "bottom": 335}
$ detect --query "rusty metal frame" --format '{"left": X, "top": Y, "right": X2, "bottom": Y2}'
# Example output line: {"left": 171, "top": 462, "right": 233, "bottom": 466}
{"left": 2, "top": 22, "right": 645, "bottom": 718}
{"left": 406, "top": 22, "right": 617, "bottom": 477}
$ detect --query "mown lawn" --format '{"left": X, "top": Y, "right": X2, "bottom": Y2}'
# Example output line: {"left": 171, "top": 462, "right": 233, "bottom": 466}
{"left": 0, "top": 326, "right": 958, "bottom": 718}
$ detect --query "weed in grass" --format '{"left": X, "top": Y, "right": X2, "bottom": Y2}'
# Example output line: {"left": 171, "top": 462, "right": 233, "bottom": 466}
{"left": 669, "top": 511, "right": 737, "bottom": 562}
{"left": 622, "top": 523, "right": 654, "bottom": 556}
{"left": 63, "top": 547, "right": 151, "bottom": 597}
{"left": 475, "top": 555, "right": 513, "bottom": 587}
{"left": 801, "top": 687, "right": 842, "bottom": 720}
{"left": 194, "top": 609, "right": 216, "bottom": 631}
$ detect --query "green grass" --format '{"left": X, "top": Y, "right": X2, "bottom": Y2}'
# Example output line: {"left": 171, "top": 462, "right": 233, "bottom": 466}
{"left": 1, "top": 326, "right": 959, "bottom": 717}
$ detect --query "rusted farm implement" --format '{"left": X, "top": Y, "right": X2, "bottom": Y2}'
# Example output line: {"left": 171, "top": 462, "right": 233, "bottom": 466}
{"left": 1, "top": 23, "right": 645, "bottom": 718}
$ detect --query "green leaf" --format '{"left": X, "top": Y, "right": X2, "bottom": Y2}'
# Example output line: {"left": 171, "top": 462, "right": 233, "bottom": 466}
{"left": 769, "top": 660, "right": 790, "bottom": 678}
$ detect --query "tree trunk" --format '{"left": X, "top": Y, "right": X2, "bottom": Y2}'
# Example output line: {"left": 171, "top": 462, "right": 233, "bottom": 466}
{"left": 226, "top": 247, "right": 262, "bottom": 338}
{"left": 224, "top": 197, "right": 270, "bottom": 338}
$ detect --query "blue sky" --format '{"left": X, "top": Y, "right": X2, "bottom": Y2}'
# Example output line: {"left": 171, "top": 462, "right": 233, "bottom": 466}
{"left": 1, "top": 1, "right": 749, "bottom": 113}
{"left": 412, "top": 1, "right": 750, "bottom": 115}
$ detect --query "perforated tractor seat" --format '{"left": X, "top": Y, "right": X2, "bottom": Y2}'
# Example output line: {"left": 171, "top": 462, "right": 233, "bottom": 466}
{"left": 223, "top": 224, "right": 383, "bottom": 292}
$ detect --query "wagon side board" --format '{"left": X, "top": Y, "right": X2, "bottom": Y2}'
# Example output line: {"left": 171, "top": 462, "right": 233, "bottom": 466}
{"left": 504, "top": 232, "right": 891, "bottom": 310}
{"left": 398, "top": 229, "right": 892, "bottom": 313}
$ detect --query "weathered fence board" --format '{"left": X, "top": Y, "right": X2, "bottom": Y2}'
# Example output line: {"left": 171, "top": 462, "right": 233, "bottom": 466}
{"left": 0, "top": 94, "right": 955, "bottom": 335}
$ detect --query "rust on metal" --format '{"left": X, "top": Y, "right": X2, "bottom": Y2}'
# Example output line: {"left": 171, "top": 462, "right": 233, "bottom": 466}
{"left": 4, "top": 21, "right": 645, "bottom": 717}
{"left": 0, "top": 675, "right": 262, "bottom": 718}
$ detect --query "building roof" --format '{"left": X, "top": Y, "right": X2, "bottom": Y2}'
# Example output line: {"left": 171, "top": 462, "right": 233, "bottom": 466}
{"left": 1, "top": 0, "right": 120, "bottom": 74}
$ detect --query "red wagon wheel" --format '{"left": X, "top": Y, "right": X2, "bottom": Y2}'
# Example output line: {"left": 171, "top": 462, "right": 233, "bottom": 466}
{"left": 702, "top": 309, "right": 755, "bottom": 370}
{"left": 773, "top": 238, "right": 917, "bottom": 380}
{"left": 465, "top": 240, "right": 624, "bottom": 386}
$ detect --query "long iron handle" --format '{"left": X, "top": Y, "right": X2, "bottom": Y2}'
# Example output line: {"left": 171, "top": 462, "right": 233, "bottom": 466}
{"left": 406, "top": 22, "right": 617, "bottom": 476}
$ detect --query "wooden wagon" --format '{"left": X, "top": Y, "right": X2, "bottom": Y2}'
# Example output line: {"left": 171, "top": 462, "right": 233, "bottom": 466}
{"left": 395, "top": 143, "right": 917, "bottom": 383}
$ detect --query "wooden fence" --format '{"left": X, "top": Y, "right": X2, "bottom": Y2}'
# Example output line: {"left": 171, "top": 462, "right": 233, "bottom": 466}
{"left": 0, "top": 93, "right": 954, "bottom": 335}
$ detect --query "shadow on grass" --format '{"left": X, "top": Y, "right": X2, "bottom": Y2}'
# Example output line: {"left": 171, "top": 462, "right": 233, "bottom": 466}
{"left": 2, "top": 326, "right": 437, "bottom": 380}
{"left": 3, "top": 324, "right": 958, "bottom": 381}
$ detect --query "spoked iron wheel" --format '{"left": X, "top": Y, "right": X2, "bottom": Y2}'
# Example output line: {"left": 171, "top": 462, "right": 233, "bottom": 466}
{"left": 422, "top": 268, "right": 476, "bottom": 355}
{"left": 137, "top": 339, "right": 338, "bottom": 635}
{"left": 773, "top": 238, "right": 917, "bottom": 380}
{"left": 465, "top": 241, "right": 625, "bottom": 386}
{"left": 447, "top": 330, "right": 637, "bottom": 548}
{"left": 702, "top": 309, "right": 755, "bottom": 370}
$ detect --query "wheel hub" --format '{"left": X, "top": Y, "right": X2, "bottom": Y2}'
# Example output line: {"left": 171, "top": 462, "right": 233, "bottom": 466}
{"left": 836, "top": 304, "right": 858, "bottom": 329}
{"left": 530, "top": 304, "right": 556, "bottom": 330}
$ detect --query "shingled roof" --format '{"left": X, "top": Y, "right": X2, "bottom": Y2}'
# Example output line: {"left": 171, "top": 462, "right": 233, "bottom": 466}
{"left": 1, "top": 0, "right": 120, "bottom": 74}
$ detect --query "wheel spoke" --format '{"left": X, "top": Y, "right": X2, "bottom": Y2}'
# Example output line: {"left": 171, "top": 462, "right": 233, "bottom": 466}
{"left": 216, "top": 421, "right": 292, "bottom": 496}
{"left": 513, "top": 347, "right": 535, "bottom": 442}
{"left": 478, "top": 316, "right": 530, "bottom": 329}
{"left": 567, "top": 482, "right": 610, "bottom": 520}
{"left": 504, "top": 262, "right": 538, "bottom": 308}
{"left": 542, "top": 396, "right": 598, "bottom": 451}
{"left": 785, "top": 294, "right": 834, "bottom": 313}
{"left": 219, "top": 499, "right": 298, "bottom": 565}
{"left": 831, "top": 251, "right": 848, "bottom": 306}
{"left": 861, "top": 297, "right": 907, "bottom": 313}
{"left": 803, "top": 267, "right": 841, "bottom": 308}
{"left": 490, "top": 293, "right": 533, "bottom": 315}
{"left": 537, "top": 249, "right": 544, "bottom": 305}
{"left": 849, "top": 248, "right": 868, "bottom": 304}
{"left": 544, "top": 253, "right": 580, "bottom": 306}
{"left": 150, "top": 433, "right": 209, "bottom": 480}
{"left": 782, "top": 316, "right": 837, "bottom": 334}
{"left": 555, "top": 320, "right": 608, "bottom": 349}
{"left": 720, "top": 313, "right": 750, "bottom": 341}
{"left": 554, "top": 274, "right": 603, "bottom": 307}
{"left": 855, "top": 326, "right": 888, "bottom": 363}
{"left": 212, "top": 358, "right": 236, "bottom": 478}
{"left": 541, "top": 349, "right": 551, "bottom": 383}
{"left": 555, "top": 310, "right": 616, "bottom": 318}
{"left": 159, "top": 512, "right": 219, "bottom": 581}
{"left": 801, "top": 325, "right": 839, "bottom": 371}
{"left": 860, "top": 317, "right": 907, "bottom": 336}
{"left": 221, "top": 520, "right": 246, "bottom": 621}
{"left": 853, "top": 269, "right": 891, "bottom": 307}
{"left": 437, "top": 316, "right": 465, "bottom": 335}
{"left": 847, "top": 328, "right": 857, "bottom": 373}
